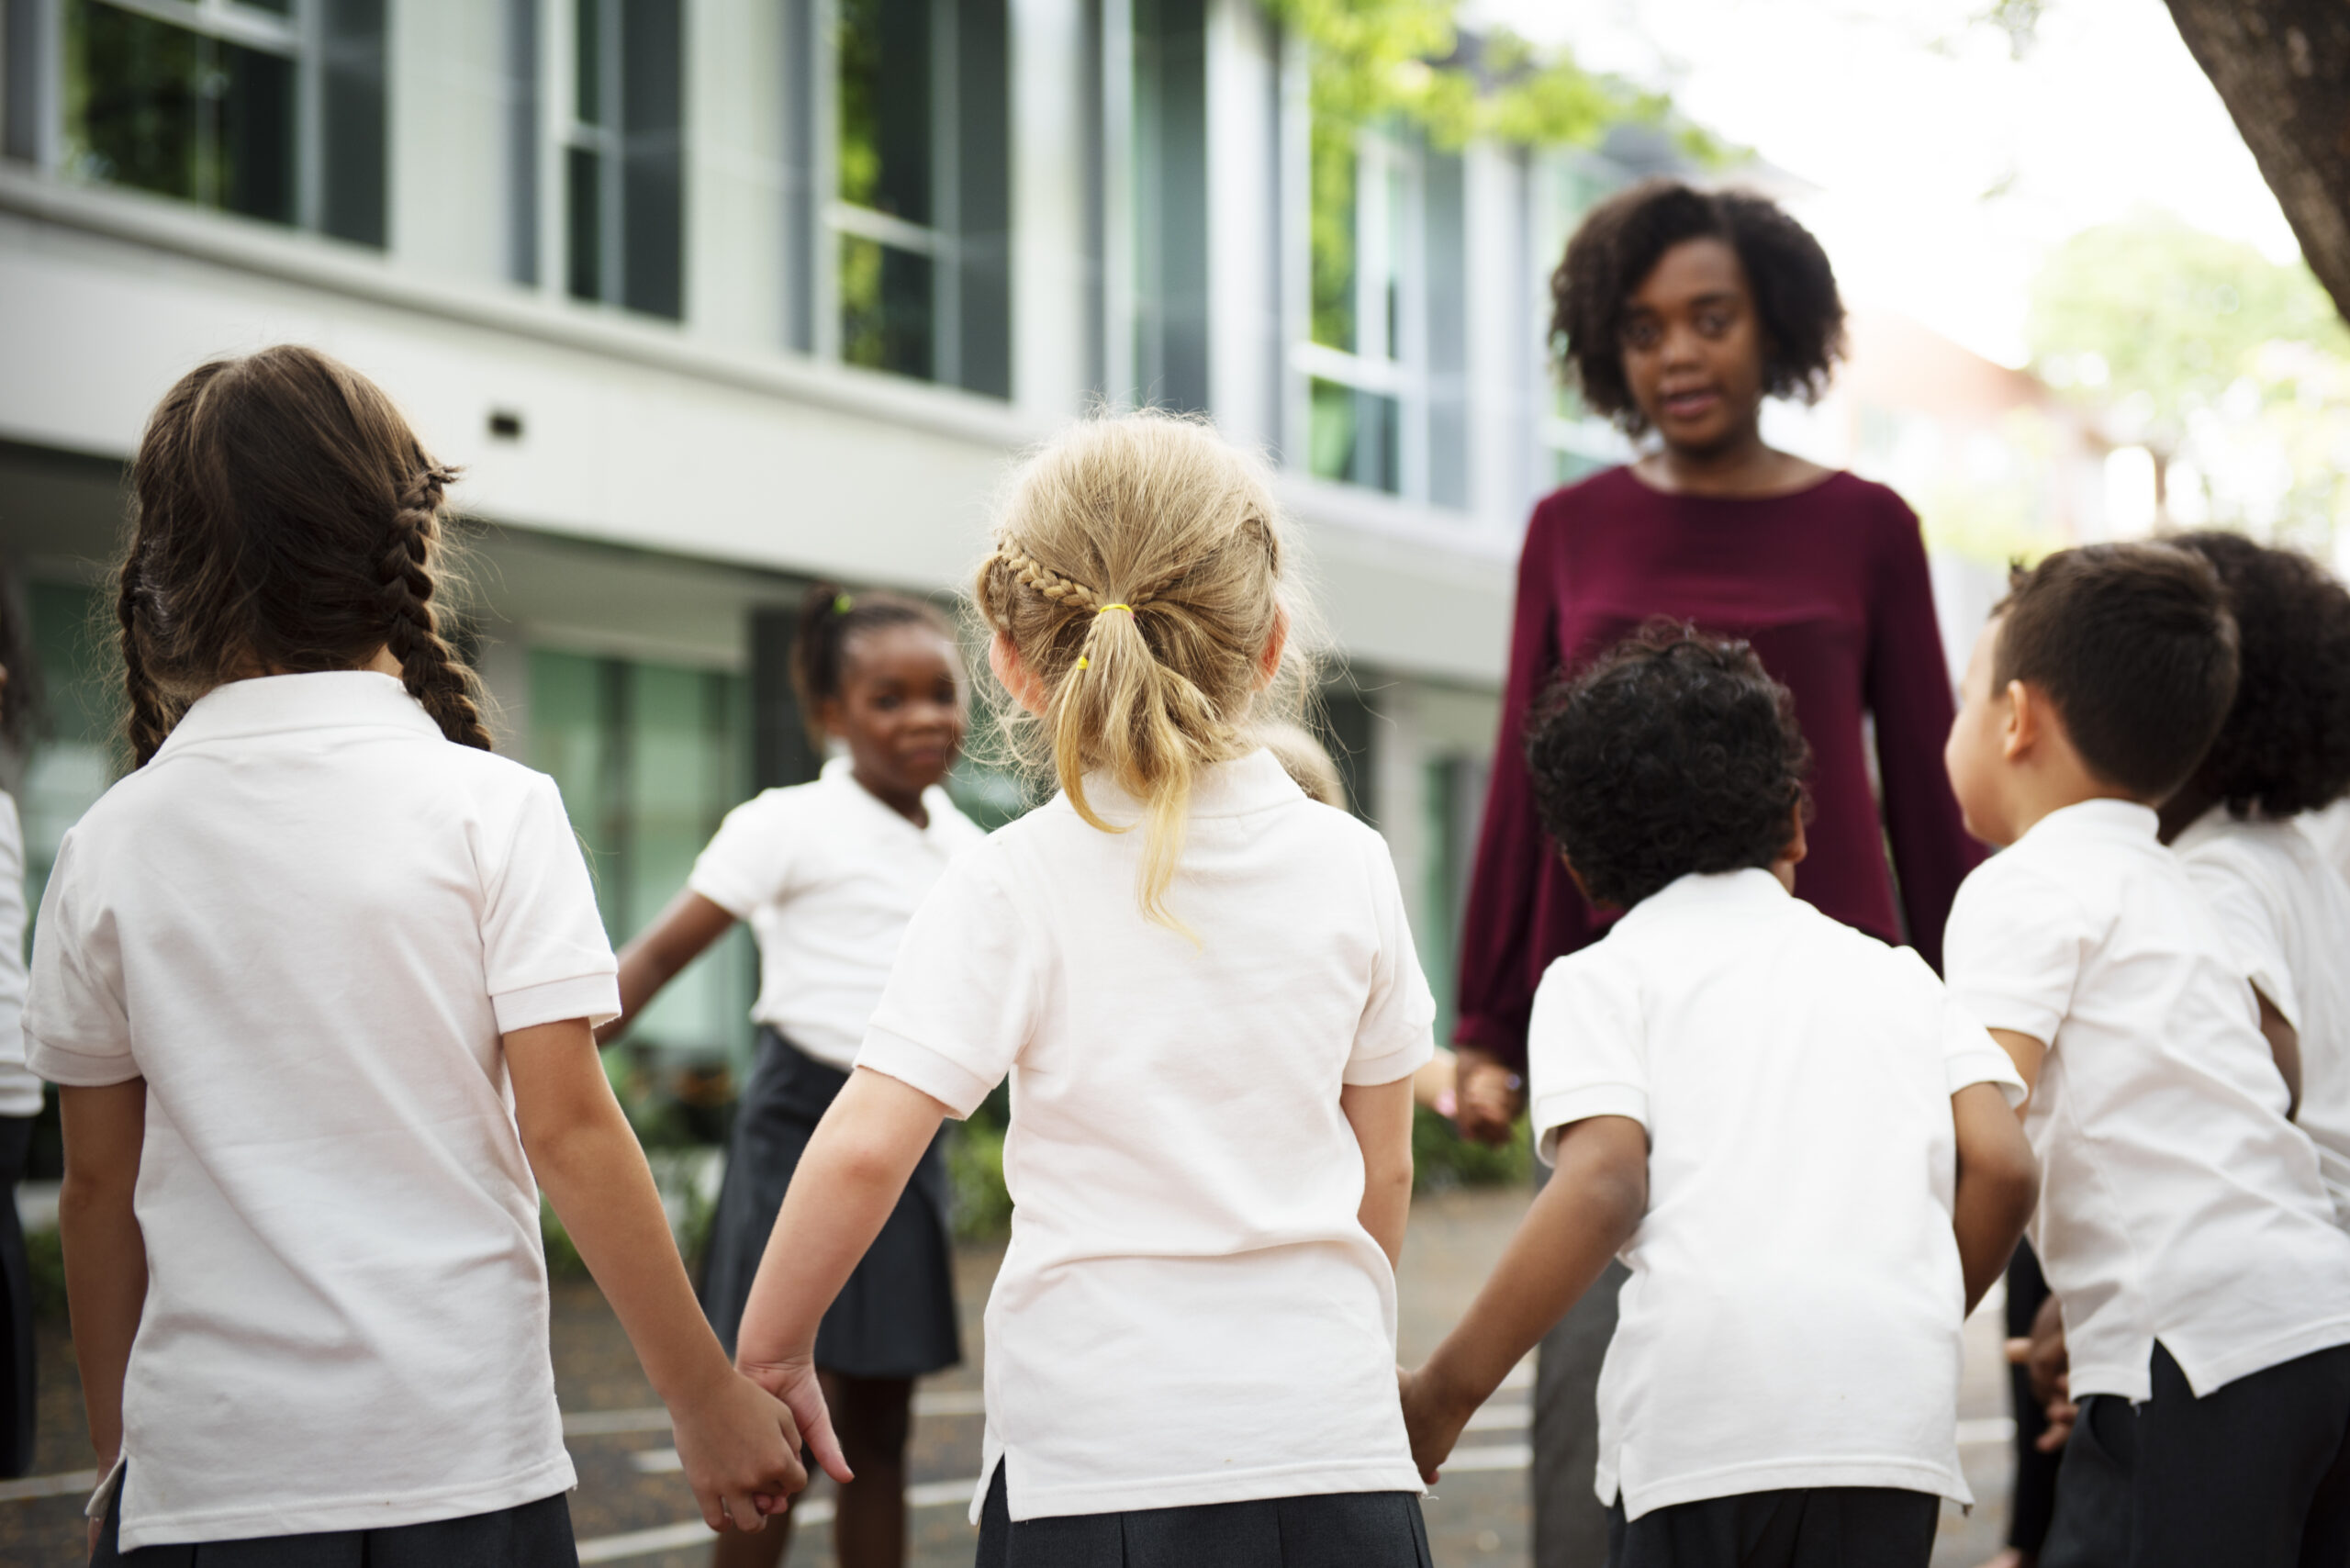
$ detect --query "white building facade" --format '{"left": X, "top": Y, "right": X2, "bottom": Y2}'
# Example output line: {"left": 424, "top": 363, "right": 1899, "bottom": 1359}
{"left": 0, "top": 0, "right": 1643, "bottom": 1063}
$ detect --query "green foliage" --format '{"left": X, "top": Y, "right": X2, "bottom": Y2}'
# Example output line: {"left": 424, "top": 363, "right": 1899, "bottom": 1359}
{"left": 947, "top": 1085, "right": 1015, "bottom": 1242}
{"left": 1264, "top": 0, "right": 1685, "bottom": 155}
{"left": 1412, "top": 1103, "right": 1531, "bottom": 1192}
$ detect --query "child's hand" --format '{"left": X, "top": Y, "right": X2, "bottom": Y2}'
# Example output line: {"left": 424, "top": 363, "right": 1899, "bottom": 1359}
{"left": 2005, "top": 1294, "right": 2075, "bottom": 1451}
{"left": 1398, "top": 1365, "right": 1472, "bottom": 1484}
{"left": 740, "top": 1353, "right": 855, "bottom": 1487}
{"left": 668, "top": 1369, "right": 810, "bottom": 1532}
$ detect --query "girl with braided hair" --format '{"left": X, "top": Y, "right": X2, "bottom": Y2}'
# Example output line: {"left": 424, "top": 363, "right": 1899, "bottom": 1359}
{"left": 29, "top": 346, "right": 807, "bottom": 1563}
{"left": 600, "top": 578, "right": 981, "bottom": 1568}
{"left": 735, "top": 411, "right": 1438, "bottom": 1566}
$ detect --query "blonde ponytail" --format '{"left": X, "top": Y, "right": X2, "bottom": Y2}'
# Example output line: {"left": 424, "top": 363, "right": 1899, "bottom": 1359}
{"left": 976, "top": 413, "right": 1315, "bottom": 930}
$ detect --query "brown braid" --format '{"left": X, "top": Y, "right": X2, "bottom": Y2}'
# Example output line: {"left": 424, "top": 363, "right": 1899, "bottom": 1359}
{"left": 993, "top": 543, "right": 1102, "bottom": 610}
{"left": 115, "top": 549, "right": 177, "bottom": 767}
{"left": 380, "top": 466, "right": 492, "bottom": 751}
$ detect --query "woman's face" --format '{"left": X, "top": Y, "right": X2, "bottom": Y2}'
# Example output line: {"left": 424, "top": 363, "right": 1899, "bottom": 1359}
{"left": 1618, "top": 237, "right": 1768, "bottom": 455}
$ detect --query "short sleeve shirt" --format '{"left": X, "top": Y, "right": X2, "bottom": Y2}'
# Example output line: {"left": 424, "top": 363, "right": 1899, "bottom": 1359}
{"left": 2173, "top": 808, "right": 2350, "bottom": 1232}
{"left": 688, "top": 757, "right": 985, "bottom": 1070}
{"left": 856, "top": 748, "right": 1435, "bottom": 1521}
{"left": 1943, "top": 799, "right": 2350, "bottom": 1402}
{"left": 1527, "top": 868, "right": 2021, "bottom": 1520}
{"left": 0, "top": 795, "right": 38, "bottom": 1118}
{"left": 26, "top": 672, "right": 618, "bottom": 1551}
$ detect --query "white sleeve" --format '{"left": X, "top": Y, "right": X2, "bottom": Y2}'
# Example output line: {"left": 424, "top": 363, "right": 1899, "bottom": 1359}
{"left": 2180, "top": 851, "right": 2299, "bottom": 1029}
{"left": 23, "top": 830, "right": 138, "bottom": 1088}
{"left": 0, "top": 799, "right": 28, "bottom": 1064}
{"left": 1347, "top": 837, "right": 1438, "bottom": 1087}
{"left": 1942, "top": 859, "right": 2090, "bottom": 1051}
{"left": 688, "top": 793, "right": 796, "bottom": 921}
{"left": 1526, "top": 953, "right": 1649, "bottom": 1167}
{"left": 858, "top": 856, "right": 1036, "bottom": 1119}
{"left": 1892, "top": 946, "right": 2029, "bottom": 1107}
{"left": 483, "top": 776, "right": 621, "bottom": 1033}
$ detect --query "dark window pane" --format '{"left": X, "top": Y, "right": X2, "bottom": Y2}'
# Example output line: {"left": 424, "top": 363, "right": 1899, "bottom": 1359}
{"left": 505, "top": 0, "right": 542, "bottom": 283}
{"left": 1132, "top": 0, "right": 1205, "bottom": 411}
{"left": 841, "top": 234, "right": 934, "bottom": 381}
{"left": 6, "top": 0, "right": 44, "bottom": 162}
{"left": 620, "top": 0, "right": 683, "bottom": 319}
{"left": 67, "top": 1, "right": 207, "bottom": 205}
{"left": 836, "top": 0, "right": 929, "bottom": 224}
{"left": 219, "top": 39, "right": 295, "bottom": 224}
{"left": 576, "top": 0, "right": 603, "bottom": 124}
{"left": 567, "top": 143, "right": 603, "bottom": 299}
{"left": 240, "top": 0, "right": 296, "bottom": 14}
{"left": 319, "top": 0, "right": 387, "bottom": 246}
{"left": 955, "top": 0, "right": 1011, "bottom": 398}
{"left": 1309, "top": 377, "right": 1399, "bottom": 495}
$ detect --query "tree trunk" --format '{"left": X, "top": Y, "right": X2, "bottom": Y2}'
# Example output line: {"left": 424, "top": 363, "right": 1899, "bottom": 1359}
{"left": 2163, "top": 1, "right": 2350, "bottom": 324}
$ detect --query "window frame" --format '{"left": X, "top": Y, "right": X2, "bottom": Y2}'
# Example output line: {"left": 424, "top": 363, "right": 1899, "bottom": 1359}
{"left": 1528, "top": 148, "right": 1631, "bottom": 491}
{"left": 25, "top": 0, "right": 381, "bottom": 242}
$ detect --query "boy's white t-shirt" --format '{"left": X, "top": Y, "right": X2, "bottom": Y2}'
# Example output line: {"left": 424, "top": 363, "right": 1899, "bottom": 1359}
{"left": 1526, "top": 868, "right": 2024, "bottom": 1521}
{"left": 2174, "top": 808, "right": 2350, "bottom": 1231}
{"left": 1944, "top": 798, "right": 2350, "bottom": 1403}
{"left": 25, "top": 673, "right": 620, "bottom": 1551}
{"left": 856, "top": 748, "right": 1435, "bottom": 1522}
{"left": 688, "top": 756, "right": 985, "bottom": 1070}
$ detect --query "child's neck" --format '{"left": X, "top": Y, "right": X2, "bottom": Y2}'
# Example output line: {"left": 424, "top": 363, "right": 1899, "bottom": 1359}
{"left": 1636, "top": 427, "right": 1825, "bottom": 499}
{"left": 1998, "top": 777, "right": 2152, "bottom": 846}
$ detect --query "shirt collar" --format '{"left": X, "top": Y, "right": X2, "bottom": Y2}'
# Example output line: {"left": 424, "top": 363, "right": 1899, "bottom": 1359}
{"left": 1613, "top": 867, "right": 1789, "bottom": 933}
{"left": 1064, "top": 747, "right": 1305, "bottom": 823}
{"left": 819, "top": 754, "right": 965, "bottom": 841}
{"left": 152, "top": 670, "right": 442, "bottom": 761}
{"left": 2017, "top": 796, "right": 2161, "bottom": 849}
{"left": 2168, "top": 802, "right": 2233, "bottom": 857}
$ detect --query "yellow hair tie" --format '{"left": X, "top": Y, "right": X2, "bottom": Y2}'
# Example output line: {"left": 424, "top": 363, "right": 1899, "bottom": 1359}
{"left": 1076, "top": 656, "right": 1091, "bottom": 670}
{"left": 1096, "top": 603, "right": 1134, "bottom": 615}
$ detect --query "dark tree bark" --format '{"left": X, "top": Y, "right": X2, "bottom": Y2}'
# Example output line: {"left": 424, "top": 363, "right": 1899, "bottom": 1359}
{"left": 2162, "top": 2, "right": 2350, "bottom": 324}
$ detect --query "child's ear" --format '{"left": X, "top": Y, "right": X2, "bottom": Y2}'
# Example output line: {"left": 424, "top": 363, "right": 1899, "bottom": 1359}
{"left": 1255, "top": 607, "right": 1290, "bottom": 691}
{"left": 988, "top": 631, "right": 1050, "bottom": 718}
{"left": 1558, "top": 851, "right": 1598, "bottom": 906}
{"left": 815, "top": 695, "right": 847, "bottom": 740}
{"left": 1777, "top": 805, "right": 1808, "bottom": 868}
{"left": 2002, "top": 678, "right": 2040, "bottom": 763}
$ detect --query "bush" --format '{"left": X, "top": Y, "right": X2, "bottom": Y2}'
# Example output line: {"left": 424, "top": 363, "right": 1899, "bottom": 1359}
{"left": 947, "top": 1086, "right": 1014, "bottom": 1243}
{"left": 1412, "top": 1103, "right": 1531, "bottom": 1193}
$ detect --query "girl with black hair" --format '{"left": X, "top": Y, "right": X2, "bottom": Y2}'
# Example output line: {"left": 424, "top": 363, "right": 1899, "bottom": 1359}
{"left": 1450, "top": 178, "right": 1985, "bottom": 1566}
{"left": 603, "top": 581, "right": 979, "bottom": 1568}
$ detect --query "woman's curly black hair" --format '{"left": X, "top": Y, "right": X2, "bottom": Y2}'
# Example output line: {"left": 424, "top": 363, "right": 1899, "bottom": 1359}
{"left": 2172, "top": 531, "right": 2350, "bottom": 819}
{"left": 1550, "top": 179, "right": 1847, "bottom": 436}
{"left": 1526, "top": 623, "right": 1812, "bottom": 910}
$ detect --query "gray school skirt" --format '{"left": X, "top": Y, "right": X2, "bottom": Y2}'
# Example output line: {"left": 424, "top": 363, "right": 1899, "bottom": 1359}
{"left": 92, "top": 1480, "right": 574, "bottom": 1567}
{"left": 977, "top": 1464, "right": 1434, "bottom": 1568}
{"left": 699, "top": 1027, "right": 963, "bottom": 1379}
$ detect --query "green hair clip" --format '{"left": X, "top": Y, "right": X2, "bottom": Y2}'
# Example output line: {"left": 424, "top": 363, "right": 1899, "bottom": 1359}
{"left": 833, "top": 593, "right": 856, "bottom": 615}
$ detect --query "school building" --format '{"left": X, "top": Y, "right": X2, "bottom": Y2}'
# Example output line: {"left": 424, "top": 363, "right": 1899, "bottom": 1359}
{"left": 0, "top": 0, "right": 1692, "bottom": 1072}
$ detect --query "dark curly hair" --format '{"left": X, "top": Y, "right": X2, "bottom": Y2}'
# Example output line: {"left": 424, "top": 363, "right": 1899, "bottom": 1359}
{"left": 1526, "top": 623, "right": 1812, "bottom": 910}
{"left": 2171, "top": 532, "right": 2350, "bottom": 819}
{"left": 1550, "top": 179, "right": 1846, "bottom": 436}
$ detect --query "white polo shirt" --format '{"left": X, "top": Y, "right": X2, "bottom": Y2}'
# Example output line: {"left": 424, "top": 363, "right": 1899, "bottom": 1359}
{"left": 0, "top": 794, "right": 39, "bottom": 1119}
{"left": 25, "top": 672, "right": 619, "bottom": 1551}
{"left": 2314, "top": 800, "right": 2350, "bottom": 886}
{"left": 856, "top": 748, "right": 1435, "bottom": 1522}
{"left": 1527, "top": 868, "right": 2023, "bottom": 1520}
{"left": 2174, "top": 808, "right": 2350, "bottom": 1231}
{"left": 1944, "top": 799, "right": 2350, "bottom": 1403}
{"left": 688, "top": 756, "right": 985, "bottom": 1070}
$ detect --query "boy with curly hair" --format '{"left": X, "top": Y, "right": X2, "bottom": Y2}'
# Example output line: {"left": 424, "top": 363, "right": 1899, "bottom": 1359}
{"left": 1404, "top": 626, "right": 2037, "bottom": 1568}
{"left": 1941, "top": 543, "right": 2350, "bottom": 1567}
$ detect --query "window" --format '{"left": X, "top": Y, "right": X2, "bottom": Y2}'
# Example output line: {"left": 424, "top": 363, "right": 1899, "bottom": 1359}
{"left": 531, "top": 647, "right": 756, "bottom": 1066}
{"left": 1128, "top": 0, "right": 1207, "bottom": 412}
{"left": 565, "top": 0, "right": 683, "bottom": 319}
{"left": 1530, "top": 152, "right": 1628, "bottom": 488}
{"left": 820, "top": 0, "right": 1009, "bottom": 396}
{"left": 1293, "top": 118, "right": 1465, "bottom": 506}
{"left": 46, "top": 0, "right": 385, "bottom": 244}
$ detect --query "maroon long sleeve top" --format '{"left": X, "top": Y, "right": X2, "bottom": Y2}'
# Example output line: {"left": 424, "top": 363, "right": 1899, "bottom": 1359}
{"left": 1454, "top": 466, "right": 1985, "bottom": 1071}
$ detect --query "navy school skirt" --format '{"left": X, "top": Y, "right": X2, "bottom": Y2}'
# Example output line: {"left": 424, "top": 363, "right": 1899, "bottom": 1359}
{"left": 92, "top": 1476, "right": 574, "bottom": 1567}
{"left": 699, "top": 1027, "right": 963, "bottom": 1379}
{"left": 977, "top": 1464, "right": 1434, "bottom": 1568}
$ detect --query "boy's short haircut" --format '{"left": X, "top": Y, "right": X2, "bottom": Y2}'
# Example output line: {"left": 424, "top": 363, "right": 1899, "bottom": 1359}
{"left": 1526, "top": 624, "right": 1811, "bottom": 910}
{"left": 2172, "top": 531, "right": 2350, "bottom": 819}
{"left": 1993, "top": 543, "right": 2239, "bottom": 801}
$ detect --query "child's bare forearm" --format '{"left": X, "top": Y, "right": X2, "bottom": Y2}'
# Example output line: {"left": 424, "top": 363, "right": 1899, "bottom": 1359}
{"left": 1341, "top": 1078, "right": 1415, "bottom": 1269}
{"left": 58, "top": 1082, "right": 150, "bottom": 1467}
{"left": 735, "top": 1069, "right": 946, "bottom": 1372}
{"left": 1420, "top": 1115, "right": 1646, "bottom": 1416}
{"left": 1951, "top": 1081, "right": 2040, "bottom": 1315}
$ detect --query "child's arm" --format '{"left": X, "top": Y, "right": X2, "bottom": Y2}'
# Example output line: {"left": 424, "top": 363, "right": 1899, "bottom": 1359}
{"left": 1988, "top": 1028, "right": 2044, "bottom": 1115}
{"left": 596, "top": 890, "right": 738, "bottom": 1046}
{"left": 733, "top": 1066, "right": 950, "bottom": 1484}
{"left": 506, "top": 1018, "right": 805, "bottom": 1531}
{"left": 58, "top": 1081, "right": 147, "bottom": 1478}
{"left": 1951, "top": 1081, "right": 2040, "bottom": 1314}
{"left": 1342, "top": 1078, "right": 1415, "bottom": 1269}
{"left": 1400, "top": 1114, "right": 1646, "bottom": 1481}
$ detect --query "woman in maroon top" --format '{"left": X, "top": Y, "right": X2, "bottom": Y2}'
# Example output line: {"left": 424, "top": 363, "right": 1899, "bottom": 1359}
{"left": 1458, "top": 180, "right": 1984, "bottom": 1566}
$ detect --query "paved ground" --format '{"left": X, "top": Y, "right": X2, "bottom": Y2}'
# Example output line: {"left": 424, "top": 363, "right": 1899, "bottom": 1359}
{"left": 0, "top": 1185, "right": 2022, "bottom": 1566}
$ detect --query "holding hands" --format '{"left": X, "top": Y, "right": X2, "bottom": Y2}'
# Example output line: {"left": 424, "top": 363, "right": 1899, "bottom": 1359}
{"left": 1397, "top": 1365, "right": 1477, "bottom": 1485}
{"left": 666, "top": 1366, "right": 814, "bottom": 1533}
